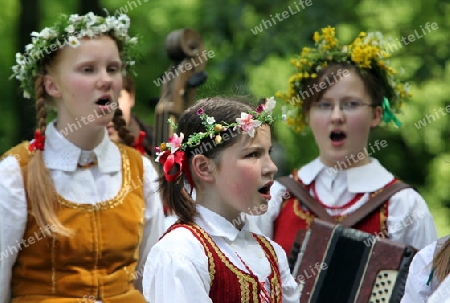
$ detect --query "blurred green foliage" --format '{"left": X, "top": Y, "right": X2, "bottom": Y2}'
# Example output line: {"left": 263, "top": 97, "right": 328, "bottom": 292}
{"left": 2, "top": 0, "right": 449, "bottom": 235}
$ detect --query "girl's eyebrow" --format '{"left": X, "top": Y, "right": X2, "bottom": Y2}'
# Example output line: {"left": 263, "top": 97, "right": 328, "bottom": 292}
{"left": 321, "top": 96, "right": 363, "bottom": 101}
{"left": 242, "top": 145, "right": 273, "bottom": 152}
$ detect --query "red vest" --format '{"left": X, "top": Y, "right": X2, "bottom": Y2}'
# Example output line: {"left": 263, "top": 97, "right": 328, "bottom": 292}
{"left": 165, "top": 224, "right": 283, "bottom": 303}
{"left": 273, "top": 173, "right": 395, "bottom": 256}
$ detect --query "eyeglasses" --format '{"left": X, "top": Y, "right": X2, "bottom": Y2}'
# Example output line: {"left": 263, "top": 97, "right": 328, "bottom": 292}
{"left": 310, "top": 100, "right": 374, "bottom": 113}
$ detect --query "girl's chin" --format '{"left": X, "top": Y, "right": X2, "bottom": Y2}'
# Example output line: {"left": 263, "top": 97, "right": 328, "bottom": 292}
{"left": 322, "top": 152, "right": 370, "bottom": 169}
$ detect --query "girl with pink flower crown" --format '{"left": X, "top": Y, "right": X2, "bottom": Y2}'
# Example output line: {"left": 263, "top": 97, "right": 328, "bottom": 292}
{"left": 142, "top": 97, "right": 301, "bottom": 303}
{"left": 0, "top": 12, "right": 164, "bottom": 302}
{"left": 253, "top": 27, "right": 437, "bottom": 256}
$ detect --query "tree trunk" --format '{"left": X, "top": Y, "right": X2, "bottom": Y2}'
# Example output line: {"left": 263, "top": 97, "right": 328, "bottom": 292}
{"left": 16, "top": 0, "right": 40, "bottom": 142}
{"left": 78, "top": 0, "right": 103, "bottom": 15}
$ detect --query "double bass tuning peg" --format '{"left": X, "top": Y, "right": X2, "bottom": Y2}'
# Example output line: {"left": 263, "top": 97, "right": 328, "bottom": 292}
{"left": 165, "top": 28, "right": 204, "bottom": 61}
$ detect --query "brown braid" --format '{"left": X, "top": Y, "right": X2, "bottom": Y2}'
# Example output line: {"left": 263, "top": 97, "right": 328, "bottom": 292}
{"left": 26, "top": 76, "right": 73, "bottom": 237}
{"left": 113, "top": 108, "right": 135, "bottom": 146}
{"left": 433, "top": 238, "right": 450, "bottom": 282}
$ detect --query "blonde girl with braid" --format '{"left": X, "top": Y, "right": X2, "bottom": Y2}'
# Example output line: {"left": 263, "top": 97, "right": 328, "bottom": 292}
{"left": 0, "top": 12, "right": 164, "bottom": 302}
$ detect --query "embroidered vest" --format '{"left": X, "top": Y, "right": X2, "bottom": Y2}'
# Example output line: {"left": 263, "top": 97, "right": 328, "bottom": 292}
{"left": 4, "top": 142, "right": 147, "bottom": 303}
{"left": 274, "top": 172, "right": 395, "bottom": 256}
{"left": 165, "top": 224, "right": 283, "bottom": 303}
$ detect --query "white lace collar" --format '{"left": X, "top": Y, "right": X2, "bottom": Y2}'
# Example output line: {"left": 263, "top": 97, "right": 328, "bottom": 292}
{"left": 42, "top": 120, "right": 121, "bottom": 173}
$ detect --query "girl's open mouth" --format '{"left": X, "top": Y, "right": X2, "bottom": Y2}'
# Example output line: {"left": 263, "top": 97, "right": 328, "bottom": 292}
{"left": 330, "top": 131, "right": 347, "bottom": 147}
{"left": 258, "top": 181, "right": 273, "bottom": 200}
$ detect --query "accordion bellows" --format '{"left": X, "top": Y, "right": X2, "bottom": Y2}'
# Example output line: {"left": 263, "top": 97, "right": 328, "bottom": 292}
{"left": 290, "top": 219, "right": 415, "bottom": 303}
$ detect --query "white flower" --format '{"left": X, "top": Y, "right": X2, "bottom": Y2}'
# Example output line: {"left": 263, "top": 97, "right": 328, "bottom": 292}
{"left": 127, "top": 36, "right": 138, "bottom": 44}
{"left": 39, "top": 27, "right": 53, "bottom": 39}
{"left": 127, "top": 61, "right": 135, "bottom": 66}
{"left": 25, "top": 44, "right": 34, "bottom": 52}
{"left": 69, "top": 14, "right": 81, "bottom": 23}
{"left": 85, "top": 12, "right": 96, "bottom": 26}
{"left": 12, "top": 65, "right": 20, "bottom": 74}
{"left": 118, "top": 14, "right": 130, "bottom": 27}
{"left": 30, "top": 31, "right": 40, "bottom": 37}
{"left": 99, "top": 24, "right": 108, "bottom": 33}
{"left": 15, "top": 53, "right": 24, "bottom": 64}
{"left": 65, "top": 24, "right": 75, "bottom": 33}
{"left": 114, "top": 24, "right": 128, "bottom": 37}
{"left": 206, "top": 117, "right": 216, "bottom": 124}
{"left": 90, "top": 26, "right": 101, "bottom": 35}
{"left": 264, "top": 97, "right": 276, "bottom": 112}
{"left": 23, "top": 91, "right": 31, "bottom": 99}
{"left": 68, "top": 36, "right": 81, "bottom": 48}
{"left": 84, "top": 28, "right": 95, "bottom": 38}
{"left": 105, "top": 16, "right": 117, "bottom": 29}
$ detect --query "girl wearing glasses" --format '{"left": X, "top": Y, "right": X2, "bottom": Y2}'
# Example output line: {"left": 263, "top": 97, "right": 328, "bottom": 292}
{"left": 253, "top": 27, "right": 437, "bottom": 256}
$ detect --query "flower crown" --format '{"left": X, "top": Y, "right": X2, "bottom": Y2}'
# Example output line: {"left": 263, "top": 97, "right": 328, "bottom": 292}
{"left": 277, "top": 26, "right": 412, "bottom": 132}
{"left": 11, "top": 12, "right": 141, "bottom": 99}
{"left": 155, "top": 97, "right": 276, "bottom": 182}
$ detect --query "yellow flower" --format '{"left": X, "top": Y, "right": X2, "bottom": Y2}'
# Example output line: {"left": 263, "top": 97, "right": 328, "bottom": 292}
{"left": 159, "top": 143, "right": 167, "bottom": 151}
{"left": 301, "top": 47, "right": 310, "bottom": 56}
{"left": 214, "top": 124, "right": 223, "bottom": 132}
{"left": 286, "top": 117, "right": 295, "bottom": 126}
{"left": 313, "top": 32, "right": 320, "bottom": 43}
{"left": 214, "top": 135, "right": 222, "bottom": 144}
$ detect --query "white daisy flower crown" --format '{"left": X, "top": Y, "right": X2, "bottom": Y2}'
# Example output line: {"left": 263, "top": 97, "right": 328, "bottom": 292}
{"left": 11, "top": 12, "right": 141, "bottom": 99}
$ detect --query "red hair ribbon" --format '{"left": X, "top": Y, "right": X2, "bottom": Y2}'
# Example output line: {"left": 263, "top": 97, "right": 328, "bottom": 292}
{"left": 134, "top": 131, "right": 146, "bottom": 155}
{"left": 158, "top": 150, "right": 186, "bottom": 182}
{"left": 28, "top": 130, "right": 45, "bottom": 151}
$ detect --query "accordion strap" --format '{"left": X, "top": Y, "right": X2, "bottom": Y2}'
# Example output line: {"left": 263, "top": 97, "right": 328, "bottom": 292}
{"left": 277, "top": 176, "right": 412, "bottom": 227}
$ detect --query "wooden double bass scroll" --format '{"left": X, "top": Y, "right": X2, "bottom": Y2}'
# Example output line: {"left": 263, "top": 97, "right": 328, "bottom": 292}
{"left": 154, "top": 28, "right": 208, "bottom": 147}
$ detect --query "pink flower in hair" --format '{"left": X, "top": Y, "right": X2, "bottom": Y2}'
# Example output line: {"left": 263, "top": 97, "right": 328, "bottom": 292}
{"left": 255, "top": 104, "right": 265, "bottom": 113}
{"left": 236, "top": 113, "right": 262, "bottom": 138}
{"left": 166, "top": 132, "right": 184, "bottom": 153}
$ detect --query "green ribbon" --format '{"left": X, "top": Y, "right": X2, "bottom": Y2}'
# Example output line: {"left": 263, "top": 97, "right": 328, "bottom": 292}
{"left": 426, "top": 268, "right": 434, "bottom": 286}
{"left": 382, "top": 97, "right": 402, "bottom": 127}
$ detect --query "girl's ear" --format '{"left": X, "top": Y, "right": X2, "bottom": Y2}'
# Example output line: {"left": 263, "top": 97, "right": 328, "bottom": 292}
{"left": 371, "top": 105, "right": 382, "bottom": 127}
{"left": 191, "top": 154, "right": 216, "bottom": 184}
{"left": 43, "top": 75, "right": 62, "bottom": 99}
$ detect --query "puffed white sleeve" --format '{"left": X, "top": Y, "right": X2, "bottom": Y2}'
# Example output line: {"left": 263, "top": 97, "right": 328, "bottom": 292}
{"left": 387, "top": 188, "right": 438, "bottom": 250}
{"left": 134, "top": 157, "right": 165, "bottom": 290}
{"left": 0, "top": 156, "right": 28, "bottom": 303}
{"left": 271, "top": 238, "right": 302, "bottom": 302}
{"left": 249, "top": 180, "right": 287, "bottom": 238}
{"left": 142, "top": 228, "right": 213, "bottom": 303}
{"left": 400, "top": 241, "right": 436, "bottom": 303}
{"left": 427, "top": 274, "right": 450, "bottom": 303}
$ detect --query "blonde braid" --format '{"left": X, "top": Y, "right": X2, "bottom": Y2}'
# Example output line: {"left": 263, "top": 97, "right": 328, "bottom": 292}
{"left": 27, "top": 76, "right": 73, "bottom": 237}
{"left": 433, "top": 239, "right": 450, "bottom": 282}
{"left": 113, "top": 108, "right": 135, "bottom": 146}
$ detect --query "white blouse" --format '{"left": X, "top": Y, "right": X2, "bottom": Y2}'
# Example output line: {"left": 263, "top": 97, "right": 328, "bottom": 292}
{"left": 252, "top": 157, "right": 438, "bottom": 250}
{"left": 0, "top": 121, "right": 165, "bottom": 303}
{"left": 427, "top": 274, "right": 450, "bottom": 303}
{"left": 142, "top": 205, "right": 301, "bottom": 303}
{"left": 400, "top": 241, "right": 437, "bottom": 303}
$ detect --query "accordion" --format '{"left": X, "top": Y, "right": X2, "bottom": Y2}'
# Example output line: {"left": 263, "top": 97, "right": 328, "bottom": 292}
{"left": 289, "top": 219, "right": 416, "bottom": 303}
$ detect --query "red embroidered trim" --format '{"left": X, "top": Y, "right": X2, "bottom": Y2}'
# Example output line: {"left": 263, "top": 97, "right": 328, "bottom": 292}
{"left": 310, "top": 180, "right": 365, "bottom": 210}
